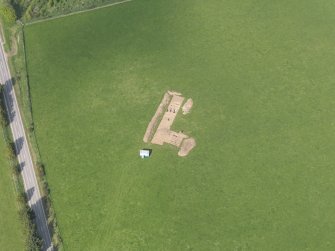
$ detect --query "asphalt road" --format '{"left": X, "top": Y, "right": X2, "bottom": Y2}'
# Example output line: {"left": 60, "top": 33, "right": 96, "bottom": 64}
{"left": 0, "top": 37, "right": 52, "bottom": 251}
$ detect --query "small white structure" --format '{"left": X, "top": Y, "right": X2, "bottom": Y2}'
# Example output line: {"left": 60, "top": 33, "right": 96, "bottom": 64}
{"left": 140, "top": 149, "right": 150, "bottom": 159}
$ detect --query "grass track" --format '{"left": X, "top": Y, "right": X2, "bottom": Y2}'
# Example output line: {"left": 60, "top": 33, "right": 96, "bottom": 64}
{"left": 25, "top": 0, "right": 335, "bottom": 250}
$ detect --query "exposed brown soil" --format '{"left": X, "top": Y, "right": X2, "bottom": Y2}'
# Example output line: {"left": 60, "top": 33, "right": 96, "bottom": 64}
{"left": 143, "top": 92, "right": 171, "bottom": 143}
{"left": 182, "top": 98, "right": 193, "bottom": 115}
{"left": 151, "top": 94, "right": 185, "bottom": 145}
{"left": 167, "top": 90, "right": 182, "bottom": 96}
{"left": 178, "top": 137, "right": 196, "bottom": 157}
{"left": 144, "top": 91, "right": 196, "bottom": 156}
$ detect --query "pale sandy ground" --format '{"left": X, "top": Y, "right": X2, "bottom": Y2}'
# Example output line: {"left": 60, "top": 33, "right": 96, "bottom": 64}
{"left": 143, "top": 91, "right": 196, "bottom": 156}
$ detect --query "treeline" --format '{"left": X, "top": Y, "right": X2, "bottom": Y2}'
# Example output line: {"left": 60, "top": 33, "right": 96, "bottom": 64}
{"left": 1, "top": 0, "right": 121, "bottom": 22}
{"left": 0, "top": 0, "right": 16, "bottom": 24}
{"left": 0, "top": 85, "right": 42, "bottom": 251}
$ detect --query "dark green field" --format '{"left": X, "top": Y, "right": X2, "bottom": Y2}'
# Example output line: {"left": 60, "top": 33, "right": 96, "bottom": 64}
{"left": 0, "top": 135, "right": 25, "bottom": 250}
{"left": 25, "top": 0, "right": 335, "bottom": 250}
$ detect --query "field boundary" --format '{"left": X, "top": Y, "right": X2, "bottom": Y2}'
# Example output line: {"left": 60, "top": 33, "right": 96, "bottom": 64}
{"left": 1, "top": 21, "right": 63, "bottom": 249}
{"left": 21, "top": 25, "right": 64, "bottom": 249}
{"left": 25, "top": 0, "right": 134, "bottom": 26}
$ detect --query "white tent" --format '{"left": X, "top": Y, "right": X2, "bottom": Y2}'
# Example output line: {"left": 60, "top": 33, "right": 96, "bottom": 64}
{"left": 140, "top": 149, "right": 150, "bottom": 158}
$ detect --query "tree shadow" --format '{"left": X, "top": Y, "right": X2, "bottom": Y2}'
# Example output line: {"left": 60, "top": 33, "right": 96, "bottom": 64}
{"left": 30, "top": 196, "right": 54, "bottom": 251}
{"left": 10, "top": 1, "right": 24, "bottom": 20}
{"left": 17, "top": 161, "right": 25, "bottom": 172}
{"left": 3, "top": 79, "right": 16, "bottom": 123}
{"left": 26, "top": 186, "right": 35, "bottom": 202}
{"left": 143, "top": 148, "right": 152, "bottom": 157}
{"left": 14, "top": 136, "right": 24, "bottom": 154}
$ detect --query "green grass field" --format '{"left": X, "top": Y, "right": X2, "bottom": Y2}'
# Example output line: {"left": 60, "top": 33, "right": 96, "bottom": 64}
{"left": 0, "top": 134, "right": 25, "bottom": 250}
{"left": 24, "top": 0, "right": 335, "bottom": 250}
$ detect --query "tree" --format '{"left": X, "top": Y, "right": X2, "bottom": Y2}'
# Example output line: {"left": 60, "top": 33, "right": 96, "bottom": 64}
{"left": 0, "top": 4, "right": 17, "bottom": 24}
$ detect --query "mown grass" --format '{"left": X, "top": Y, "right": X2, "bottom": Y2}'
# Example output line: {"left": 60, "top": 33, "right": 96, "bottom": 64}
{"left": 25, "top": 0, "right": 335, "bottom": 250}
{"left": 0, "top": 133, "right": 26, "bottom": 250}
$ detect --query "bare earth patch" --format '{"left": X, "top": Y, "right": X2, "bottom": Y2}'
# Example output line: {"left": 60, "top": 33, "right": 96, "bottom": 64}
{"left": 144, "top": 91, "right": 196, "bottom": 157}
{"left": 178, "top": 137, "right": 196, "bottom": 157}
{"left": 182, "top": 98, "right": 193, "bottom": 115}
{"left": 143, "top": 92, "right": 171, "bottom": 143}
